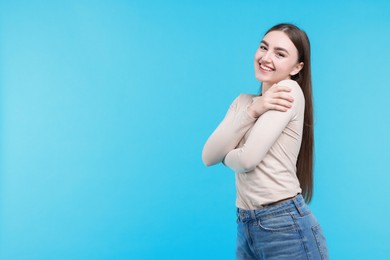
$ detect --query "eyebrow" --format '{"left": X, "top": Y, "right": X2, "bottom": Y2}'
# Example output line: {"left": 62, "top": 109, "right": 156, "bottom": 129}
{"left": 261, "top": 40, "right": 289, "bottom": 54}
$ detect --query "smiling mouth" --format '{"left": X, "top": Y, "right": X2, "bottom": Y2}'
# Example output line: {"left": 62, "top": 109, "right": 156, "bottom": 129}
{"left": 259, "top": 63, "right": 275, "bottom": 72}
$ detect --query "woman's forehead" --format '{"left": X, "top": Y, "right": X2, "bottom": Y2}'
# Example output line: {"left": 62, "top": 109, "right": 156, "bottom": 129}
{"left": 262, "top": 31, "right": 295, "bottom": 49}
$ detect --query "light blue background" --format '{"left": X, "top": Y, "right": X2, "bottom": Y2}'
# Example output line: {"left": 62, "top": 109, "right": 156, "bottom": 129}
{"left": 1, "top": 0, "right": 390, "bottom": 259}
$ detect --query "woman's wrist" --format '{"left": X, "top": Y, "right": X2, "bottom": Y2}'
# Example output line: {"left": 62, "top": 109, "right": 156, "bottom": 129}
{"left": 247, "top": 105, "right": 259, "bottom": 119}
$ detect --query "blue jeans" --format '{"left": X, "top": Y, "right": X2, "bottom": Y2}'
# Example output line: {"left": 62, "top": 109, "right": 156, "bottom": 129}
{"left": 236, "top": 194, "right": 328, "bottom": 260}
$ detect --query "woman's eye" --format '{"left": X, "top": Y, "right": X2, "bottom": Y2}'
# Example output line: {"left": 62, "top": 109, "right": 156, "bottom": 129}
{"left": 260, "top": 45, "right": 267, "bottom": 50}
{"left": 276, "top": 52, "right": 286, "bottom": 58}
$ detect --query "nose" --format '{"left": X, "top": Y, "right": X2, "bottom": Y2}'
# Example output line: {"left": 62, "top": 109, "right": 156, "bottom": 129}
{"left": 262, "top": 51, "right": 271, "bottom": 62}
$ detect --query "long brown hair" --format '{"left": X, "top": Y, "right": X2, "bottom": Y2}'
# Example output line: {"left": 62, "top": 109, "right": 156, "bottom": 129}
{"left": 265, "top": 23, "right": 314, "bottom": 203}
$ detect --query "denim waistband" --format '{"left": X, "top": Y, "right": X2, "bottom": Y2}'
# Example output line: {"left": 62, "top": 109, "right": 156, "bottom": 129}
{"left": 237, "top": 194, "right": 308, "bottom": 222}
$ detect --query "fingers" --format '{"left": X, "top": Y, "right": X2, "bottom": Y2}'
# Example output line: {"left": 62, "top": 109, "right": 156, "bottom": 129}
{"left": 274, "top": 98, "right": 293, "bottom": 108}
{"left": 251, "top": 84, "right": 295, "bottom": 115}
{"left": 263, "top": 99, "right": 291, "bottom": 112}
{"left": 263, "top": 85, "right": 294, "bottom": 112}
{"left": 264, "top": 103, "right": 289, "bottom": 112}
{"left": 275, "top": 92, "right": 294, "bottom": 102}
{"left": 268, "top": 85, "right": 294, "bottom": 102}
{"left": 273, "top": 105, "right": 289, "bottom": 112}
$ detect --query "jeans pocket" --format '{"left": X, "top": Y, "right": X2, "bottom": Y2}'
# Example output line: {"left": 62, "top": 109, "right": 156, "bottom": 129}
{"left": 312, "top": 224, "right": 329, "bottom": 260}
{"left": 257, "top": 213, "right": 297, "bottom": 232}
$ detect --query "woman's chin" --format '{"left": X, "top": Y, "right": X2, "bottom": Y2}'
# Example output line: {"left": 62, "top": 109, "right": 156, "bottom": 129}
{"left": 255, "top": 75, "right": 266, "bottom": 82}
{"left": 256, "top": 73, "right": 274, "bottom": 82}
{"left": 255, "top": 76, "right": 273, "bottom": 84}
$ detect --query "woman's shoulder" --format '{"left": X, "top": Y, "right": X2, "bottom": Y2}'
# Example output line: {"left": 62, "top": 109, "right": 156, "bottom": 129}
{"left": 277, "top": 79, "right": 304, "bottom": 100}
{"left": 228, "top": 93, "right": 256, "bottom": 111}
{"left": 277, "top": 79, "right": 300, "bottom": 90}
{"left": 238, "top": 93, "right": 257, "bottom": 100}
{"left": 236, "top": 93, "right": 257, "bottom": 105}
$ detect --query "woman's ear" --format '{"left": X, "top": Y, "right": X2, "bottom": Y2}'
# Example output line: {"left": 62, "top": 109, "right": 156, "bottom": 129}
{"left": 290, "top": 62, "right": 304, "bottom": 76}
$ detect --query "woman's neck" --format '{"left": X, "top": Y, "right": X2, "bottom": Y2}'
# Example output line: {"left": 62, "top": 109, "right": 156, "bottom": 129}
{"left": 261, "top": 82, "right": 272, "bottom": 95}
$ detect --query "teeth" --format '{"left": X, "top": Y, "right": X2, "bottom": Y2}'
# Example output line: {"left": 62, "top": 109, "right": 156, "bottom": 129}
{"left": 260, "top": 64, "right": 274, "bottom": 72}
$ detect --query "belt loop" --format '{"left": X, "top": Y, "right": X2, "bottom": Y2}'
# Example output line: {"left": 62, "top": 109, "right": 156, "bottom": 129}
{"left": 292, "top": 194, "right": 304, "bottom": 216}
{"left": 250, "top": 210, "right": 256, "bottom": 221}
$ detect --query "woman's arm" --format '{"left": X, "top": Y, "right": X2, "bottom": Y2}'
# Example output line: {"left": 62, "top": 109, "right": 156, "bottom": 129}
{"left": 202, "top": 95, "right": 257, "bottom": 166}
{"left": 223, "top": 109, "right": 292, "bottom": 172}
{"left": 223, "top": 80, "right": 303, "bottom": 172}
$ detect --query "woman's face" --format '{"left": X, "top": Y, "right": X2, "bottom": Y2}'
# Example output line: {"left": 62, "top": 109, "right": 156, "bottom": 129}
{"left": 254, "top": 30, "right": 303, "bottom": 84}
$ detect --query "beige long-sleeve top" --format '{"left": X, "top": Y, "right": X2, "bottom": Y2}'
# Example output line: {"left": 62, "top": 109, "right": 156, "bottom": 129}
{"left": 202, "top": 79, "right": 304, "bottom": 210}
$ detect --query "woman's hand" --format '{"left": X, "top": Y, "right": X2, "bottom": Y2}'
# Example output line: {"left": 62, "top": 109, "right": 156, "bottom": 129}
{"left": 247, "top": 84, "right": 294, "bottom": 118}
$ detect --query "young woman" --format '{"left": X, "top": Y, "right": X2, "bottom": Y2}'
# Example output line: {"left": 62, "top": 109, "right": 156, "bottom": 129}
{"left": 202, "top": 23, "right": 329, "bottom": 259}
